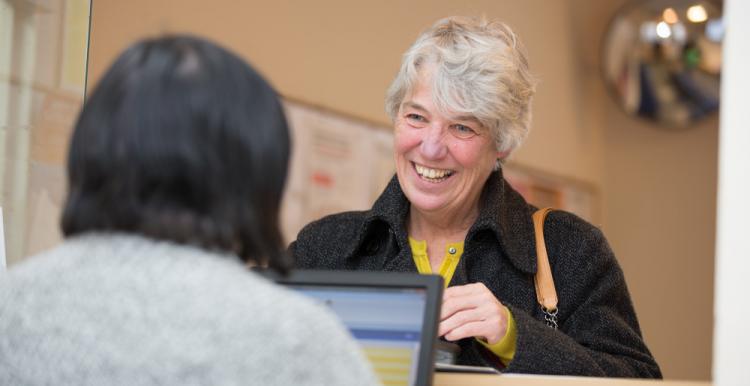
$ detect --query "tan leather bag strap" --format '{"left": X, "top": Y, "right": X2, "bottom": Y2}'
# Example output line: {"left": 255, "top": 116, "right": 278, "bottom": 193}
{"left": 532, "top": 207, "right": 558, "bottom": 313}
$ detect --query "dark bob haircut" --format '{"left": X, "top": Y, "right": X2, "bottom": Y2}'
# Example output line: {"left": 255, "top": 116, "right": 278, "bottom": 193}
{"left": 62, "top": 35, "right": 291, "bottom": 272}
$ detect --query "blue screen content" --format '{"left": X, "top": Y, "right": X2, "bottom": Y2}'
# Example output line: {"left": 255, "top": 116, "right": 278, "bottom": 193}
{"left": 289, "top": 285, "right": 427, "bottom": 386}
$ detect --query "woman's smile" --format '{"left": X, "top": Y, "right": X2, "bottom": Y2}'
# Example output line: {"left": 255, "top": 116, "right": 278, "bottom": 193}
{"left": 412, "top": 161, "right": 455, "bottom": 183}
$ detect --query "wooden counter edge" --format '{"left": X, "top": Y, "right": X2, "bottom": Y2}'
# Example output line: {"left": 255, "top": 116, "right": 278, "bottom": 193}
{"left": 434, "top": 373, "right": 711, "bottom": 386}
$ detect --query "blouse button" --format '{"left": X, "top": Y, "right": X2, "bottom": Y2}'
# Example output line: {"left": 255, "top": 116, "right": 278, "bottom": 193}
{"left": 448, "top": 247, "right": 457, "bottom": 255}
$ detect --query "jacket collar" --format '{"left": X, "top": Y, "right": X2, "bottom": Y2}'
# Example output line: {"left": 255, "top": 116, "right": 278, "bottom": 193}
{"left": 352, "top": 170, "right": 537, "bottom": 274}
{"left": 469, "top": 170, "right": 537, "bottom": 274}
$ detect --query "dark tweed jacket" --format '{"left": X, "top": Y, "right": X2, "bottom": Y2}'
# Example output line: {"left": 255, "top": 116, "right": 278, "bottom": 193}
{"left": 290, "top": 170, "right": 661, "bottom": 378}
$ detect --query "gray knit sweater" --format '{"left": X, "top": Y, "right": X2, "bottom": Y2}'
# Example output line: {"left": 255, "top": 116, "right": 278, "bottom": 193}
{"left": 0, "top": 233, "right": 379, "bottom": 386}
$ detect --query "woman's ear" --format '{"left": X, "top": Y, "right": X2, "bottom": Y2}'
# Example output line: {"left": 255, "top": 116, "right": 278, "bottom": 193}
{"left": 493, "top": 150, "right": 510, "bottom": 171}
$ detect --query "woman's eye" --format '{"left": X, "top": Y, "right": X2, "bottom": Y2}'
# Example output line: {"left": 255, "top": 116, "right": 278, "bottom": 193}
{"left": 452, "top": 124, "right": 477, "bottom": 138}
{"left": 406, "top": 113, "right": 425, "bottom": 122}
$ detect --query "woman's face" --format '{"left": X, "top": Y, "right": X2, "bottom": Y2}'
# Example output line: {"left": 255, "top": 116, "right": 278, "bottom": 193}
{"left": 394, "top": 71, "right": 501, "bottom": 218}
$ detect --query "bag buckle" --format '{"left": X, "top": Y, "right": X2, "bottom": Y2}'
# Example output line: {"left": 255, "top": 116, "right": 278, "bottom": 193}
{"left": 542, "top": 306, "right": 558, "bottom": 329}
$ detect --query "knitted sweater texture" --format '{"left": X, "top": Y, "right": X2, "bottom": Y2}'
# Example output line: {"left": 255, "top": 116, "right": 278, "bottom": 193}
{"left": 0, "top": 233, "right": 378, "bottom": 386}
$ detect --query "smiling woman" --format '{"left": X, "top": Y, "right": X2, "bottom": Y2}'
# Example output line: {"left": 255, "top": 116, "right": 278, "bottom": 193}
{"left": 290, "top": 16, "right": 661, "bottom": 377}
{"left": 394, "top": 73, "right": 500, "bottom": 232}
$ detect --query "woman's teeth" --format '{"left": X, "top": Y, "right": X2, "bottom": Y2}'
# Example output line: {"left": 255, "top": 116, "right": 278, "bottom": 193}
{"left": 415, "top": 164, "right": 454, "bottom": 181}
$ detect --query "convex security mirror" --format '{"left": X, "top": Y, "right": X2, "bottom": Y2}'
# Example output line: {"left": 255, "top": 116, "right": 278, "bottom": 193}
{"left": 602, "top": 0, "right": 723, "bottom": 129}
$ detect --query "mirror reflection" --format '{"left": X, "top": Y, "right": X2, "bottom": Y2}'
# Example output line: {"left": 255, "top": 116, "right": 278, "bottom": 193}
{"left": 602, "top": 0, "right": 722, "bottom": 128}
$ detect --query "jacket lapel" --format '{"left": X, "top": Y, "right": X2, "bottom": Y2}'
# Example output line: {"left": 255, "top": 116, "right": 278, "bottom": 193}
{"left": 467, "top": 170, "right": 537, "bottom": 275}
{"left": 344, "top": 171, "right": 537, "bottom": 275}
{"left": 345, "top": 176, "right": 414, "bottom": 272}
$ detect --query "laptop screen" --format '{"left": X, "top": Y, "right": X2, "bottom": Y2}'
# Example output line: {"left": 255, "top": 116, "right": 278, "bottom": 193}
{"left": 266, "top": 270, "right": 443, "bottom": 386}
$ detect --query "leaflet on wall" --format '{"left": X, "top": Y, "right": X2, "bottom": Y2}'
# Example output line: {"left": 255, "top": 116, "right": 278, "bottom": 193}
{"left": 281, "top": 101, "right": 396, "bottom": 243}
{"left": 368, "top": 128, "right": 395, "bottom": 201}
{"left": 503, "top": 163, "right": 598, "bottom": 224}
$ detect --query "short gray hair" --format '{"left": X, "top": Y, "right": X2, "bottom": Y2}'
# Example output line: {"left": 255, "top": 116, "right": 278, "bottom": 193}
{"left": 385, "top": 16, "right": 536, "bottom": 158}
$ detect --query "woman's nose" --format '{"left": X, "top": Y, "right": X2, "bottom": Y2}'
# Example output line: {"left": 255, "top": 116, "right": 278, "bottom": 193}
{"left": 420, "top": 125, "right": 449, "bottom": 159}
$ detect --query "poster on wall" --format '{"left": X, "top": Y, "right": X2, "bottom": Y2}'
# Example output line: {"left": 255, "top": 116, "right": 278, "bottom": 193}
{"left": 280, "top": 100, "right": 599, "bottom": 243}
{"left": 280, "top": 101, "right": 395, "bottom": 243}
{"left": 503, "top": 164, "right": 599, "bottom": 224}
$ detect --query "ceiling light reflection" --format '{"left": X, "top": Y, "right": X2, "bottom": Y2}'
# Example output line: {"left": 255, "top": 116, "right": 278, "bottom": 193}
{"left": 656, "top": 21, "right": 672, "bottom": 39}
{"left": 687, "top": 5, "right": 708, "bottom": 23}
{"left": 663, "top": 8, "right": 679, "bottom": 24}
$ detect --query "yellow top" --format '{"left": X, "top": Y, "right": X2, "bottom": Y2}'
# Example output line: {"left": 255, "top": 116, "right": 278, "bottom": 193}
{"left": 409, "top": 237, "right": 517, "bottom": 366}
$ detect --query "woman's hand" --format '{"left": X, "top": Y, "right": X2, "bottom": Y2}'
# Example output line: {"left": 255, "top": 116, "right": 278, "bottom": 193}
{"left": 439, "top": 282, "right": 509, "bottom": 344}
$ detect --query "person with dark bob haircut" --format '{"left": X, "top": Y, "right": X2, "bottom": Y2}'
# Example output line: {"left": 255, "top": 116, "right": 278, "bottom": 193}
{"left": 62, "top": 35, "right": 289, "bottom": 271}
{"left": 0, "top": 35, "right": 378, "bottom": 386}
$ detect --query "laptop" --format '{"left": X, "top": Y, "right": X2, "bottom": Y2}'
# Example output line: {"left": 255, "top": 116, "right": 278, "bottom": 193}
{"left": 264, "top": 269, "right": 443, "bottom": 386}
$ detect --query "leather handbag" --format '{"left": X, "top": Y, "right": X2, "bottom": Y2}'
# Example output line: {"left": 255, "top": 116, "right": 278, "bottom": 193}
{"left": 532, "top": 207, "right": 559, "bottom": 329}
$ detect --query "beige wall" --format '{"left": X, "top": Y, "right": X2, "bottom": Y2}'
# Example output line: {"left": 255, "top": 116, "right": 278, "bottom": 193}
{"left": 569, "top": 1, "right": 717, "bottom": 379}
{"left": 87, "top": 0, "right": 718, "bottom": 380}
{"left": 599, "top": 97, "right": 717, "bottom": 382}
